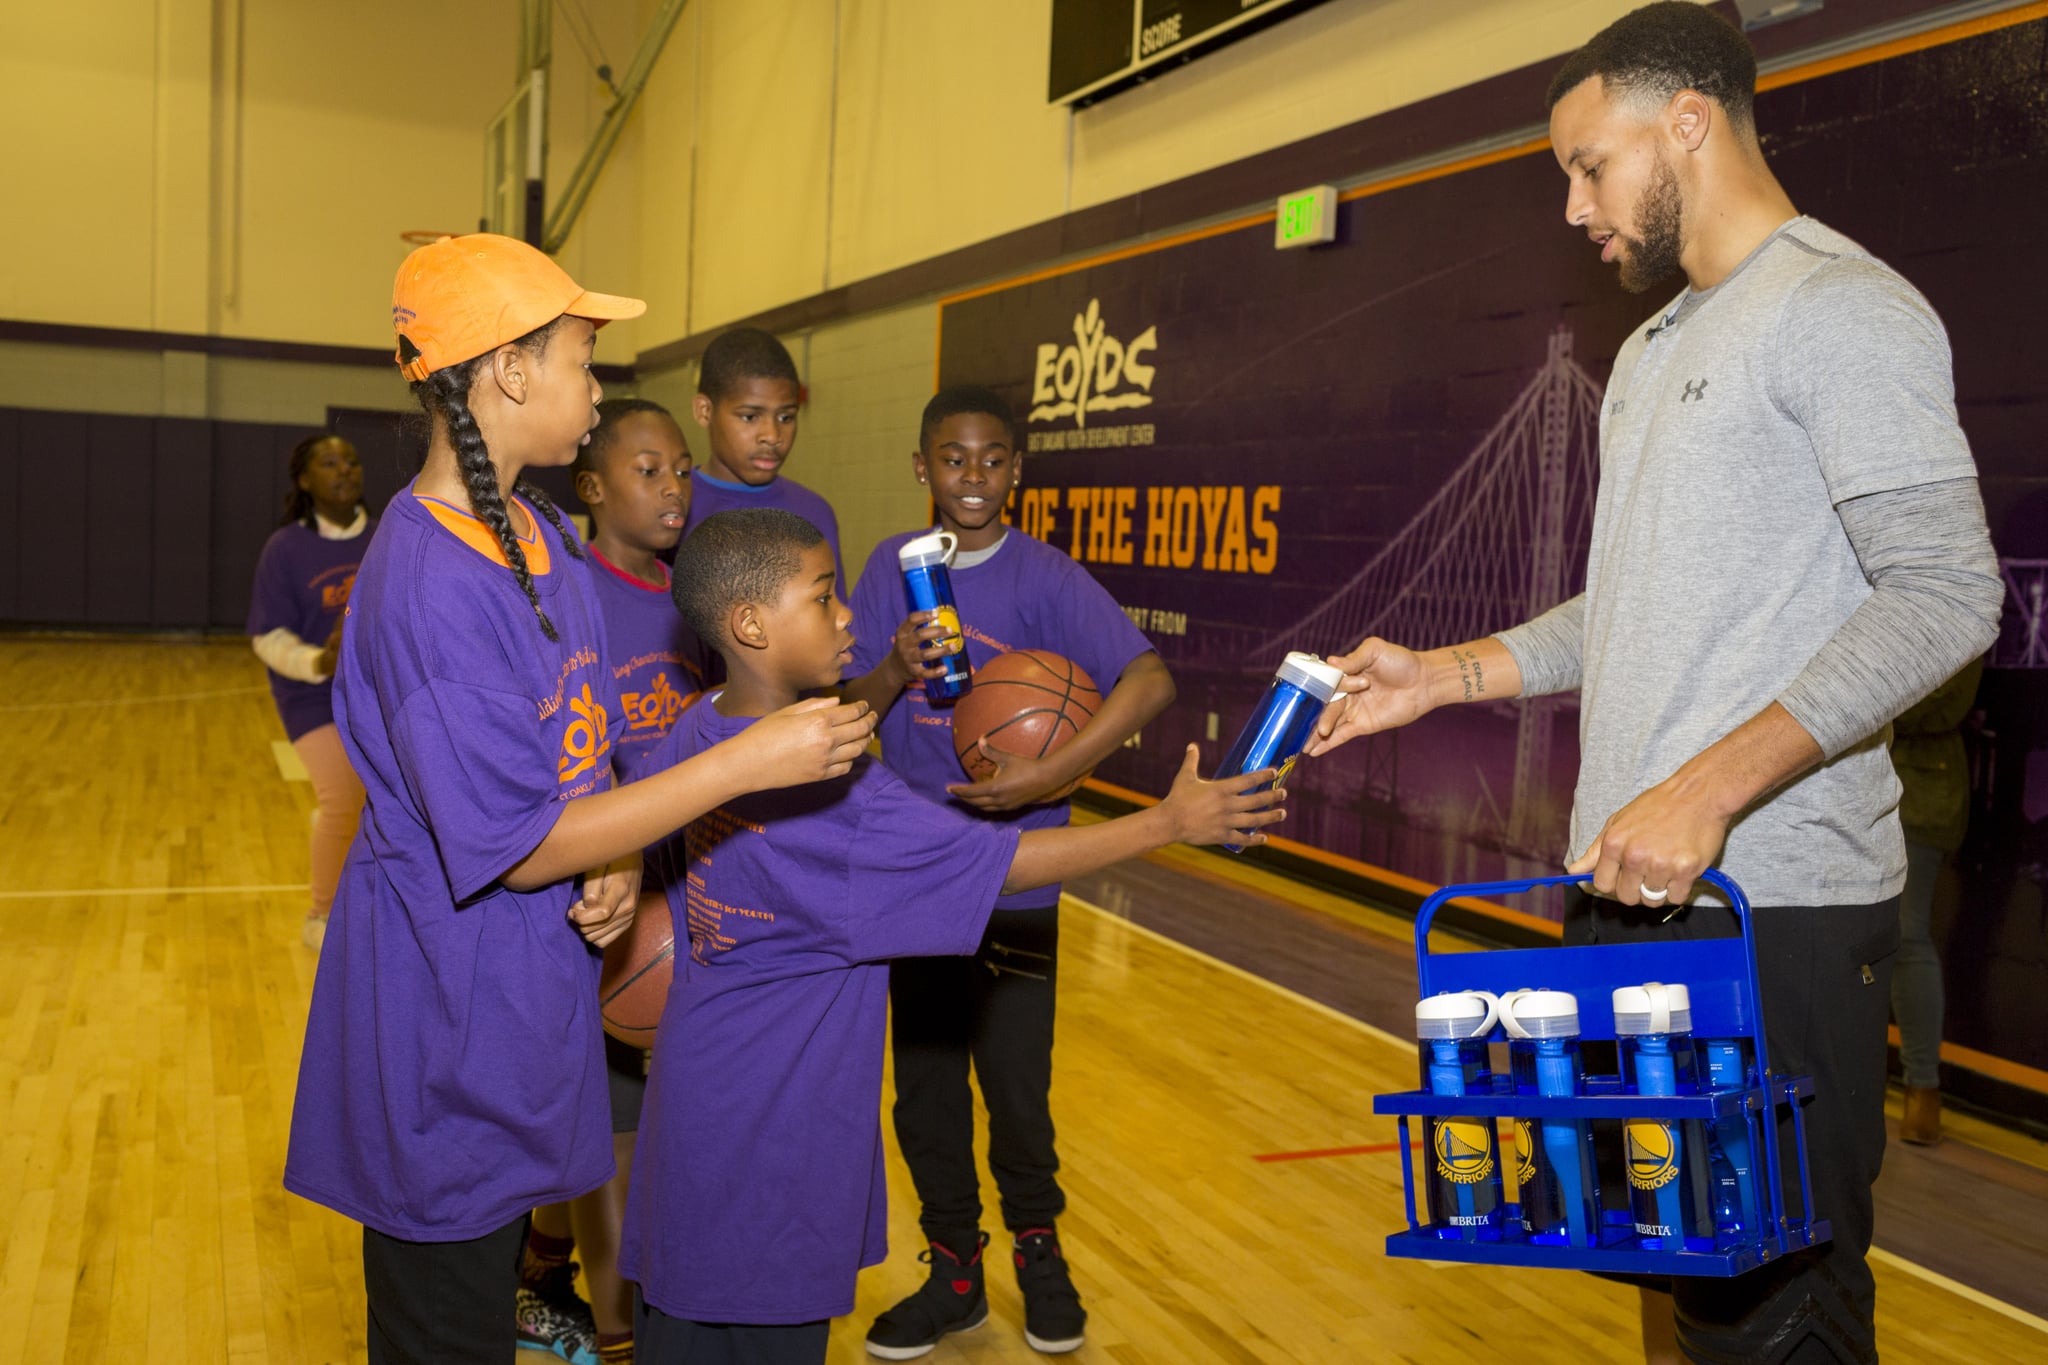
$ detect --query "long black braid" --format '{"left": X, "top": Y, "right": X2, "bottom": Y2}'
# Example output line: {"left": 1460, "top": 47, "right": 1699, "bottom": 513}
{"left": 409, "top": 321, "right": 585, "bottom": 641}
{"left": 279, "top": 434, "right": 327, "bottom": 527}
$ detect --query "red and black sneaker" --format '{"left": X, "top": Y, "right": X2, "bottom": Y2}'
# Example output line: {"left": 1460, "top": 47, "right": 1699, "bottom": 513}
{"left": 1013, "top": 1228, "right": 1086, "bottom": 1354}
{"left": 864, "top": 1231, "right": 990, "bottom": 1360}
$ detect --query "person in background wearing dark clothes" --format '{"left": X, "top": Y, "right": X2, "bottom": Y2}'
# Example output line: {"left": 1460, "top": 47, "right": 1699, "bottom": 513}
{"left": 1889, "top": 656, "right": 1984, "bottom": 1146}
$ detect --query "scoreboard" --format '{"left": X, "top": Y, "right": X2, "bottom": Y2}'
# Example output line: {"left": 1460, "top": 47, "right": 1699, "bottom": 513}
{"left": 1049, "top": 0, "right": 1332, "bottom": 106}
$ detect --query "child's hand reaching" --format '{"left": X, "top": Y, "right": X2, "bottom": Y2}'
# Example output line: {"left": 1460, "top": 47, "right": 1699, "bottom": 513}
{"left": 739, "top": 697, "right": 878, "bottom": 786}
{"left": 1156, "top": 744, "right": 1286, "bottom": 847}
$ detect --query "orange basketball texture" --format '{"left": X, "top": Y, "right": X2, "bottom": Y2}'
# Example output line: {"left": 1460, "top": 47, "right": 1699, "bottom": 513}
{"left": 952, "top": 650, "right": 1102, "bottom": 793}
{"left": 599, "top": 883, "right": 676, "bottom": 1046}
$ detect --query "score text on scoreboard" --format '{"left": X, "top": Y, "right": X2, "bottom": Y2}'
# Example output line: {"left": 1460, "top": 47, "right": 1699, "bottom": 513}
{"left": 1274, "top": 185, "right": 1337, "bottom": 250}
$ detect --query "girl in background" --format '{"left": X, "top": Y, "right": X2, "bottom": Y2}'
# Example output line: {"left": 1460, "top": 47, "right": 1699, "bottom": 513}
{"left": 247, "top": 433, "right": 373, "bottom": 951}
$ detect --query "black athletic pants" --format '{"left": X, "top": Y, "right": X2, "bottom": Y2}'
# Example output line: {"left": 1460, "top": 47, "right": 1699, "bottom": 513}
{"left": 634, "top": 1295, "right": 829, "bottom": 1365}
{"left": 1566, "top": 892, "right": 1900, "bottom": 1365}
{"left": 361, "top": 1213, "right": 526, "bottom": 1365}
{"left": 890, "top": 900, "right": 1065, "bottom": 1245}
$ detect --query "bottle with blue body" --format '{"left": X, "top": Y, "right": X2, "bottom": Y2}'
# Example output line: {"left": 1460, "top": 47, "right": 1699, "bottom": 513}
{"left": 1415, "top": 991, "right": 1505, "bottom": 1242}
{"left": 1215, "top": 652, "right": 1344, "bottom": 853}
{"left": 1698, "top": 1037, "right": 1758, "bottom": 1242}
{"left": 1500, "top": 989, "right": 1601, "bottom": 1247}
{"left": 1615, "top": 983, "right": 1715, "bottom": 1251}
{"left": 897, "top": 530, "right": 971, "bottom": 704}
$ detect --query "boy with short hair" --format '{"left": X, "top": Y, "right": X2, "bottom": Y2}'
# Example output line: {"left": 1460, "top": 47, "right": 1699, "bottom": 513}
{"left": 577, "top": 397, "right": 709, "bottom": 782}
{"left": 618, "top": 508, "right": 1282, "bottom": 1365}
{"left": 512, "top": 397, "right": 708, "bottom": 1365}
{"left": 684, "top": 327, "right": 844, "bottom": 584}
{"left": 841, "top": 386, "right": 1174, "bottom": 1358}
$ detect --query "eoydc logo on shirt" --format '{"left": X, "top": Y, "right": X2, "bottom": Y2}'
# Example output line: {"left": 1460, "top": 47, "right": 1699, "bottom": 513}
{"left": 310, "top": 564, "right": 358, "bottom": 611}
{"left": 558, "top": 683, "right": 613, "bottom": 783}
{"left": 622, "top": 671, "right": 691, "bottom": 735}
{"left": 1025, "top": 298, "right": 1159, "bottom": 452}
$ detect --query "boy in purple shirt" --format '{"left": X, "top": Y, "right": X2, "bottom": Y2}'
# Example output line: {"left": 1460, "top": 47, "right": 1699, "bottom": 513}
{"left": 621, "top": 508, "right": 1280, "bottom": 1365}
{"left": 842, "top": 387, "right": 1174, "bottom": 1358}
{"left": 578, "top": 398, "right": 710, "bottom": 783}
{"left": 682, "top": 327, "right": 844, "bottom": 585}
{"left": 504, "top": 397, "right": 709, "bottom": 1365}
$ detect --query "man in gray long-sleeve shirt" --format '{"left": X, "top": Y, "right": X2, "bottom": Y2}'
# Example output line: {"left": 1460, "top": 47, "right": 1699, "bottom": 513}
{"left": 1308, "top": 6, "right": 2001, "bottom": 1361}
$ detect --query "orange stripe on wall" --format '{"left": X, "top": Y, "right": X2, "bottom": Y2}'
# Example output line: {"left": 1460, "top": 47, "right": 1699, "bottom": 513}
{"left": 1889, "top": 1025, "right": 2048, "bottom": 1097}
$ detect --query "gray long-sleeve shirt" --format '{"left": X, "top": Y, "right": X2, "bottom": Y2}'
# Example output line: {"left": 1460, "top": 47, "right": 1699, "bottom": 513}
{"left": 1496, "top": 218, "right": 2001, "bottom": 906}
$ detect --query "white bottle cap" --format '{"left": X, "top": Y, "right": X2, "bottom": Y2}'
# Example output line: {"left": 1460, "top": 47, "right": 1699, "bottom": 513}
{"left": 1415, "top": 989, "right": 1499, "bottom": 1040}
{"left": 898, "top": 530, "right": 957, "bottom": 570}
{"left": 1276, "top": 651, "right": 1343, "bottom": 703}
{"left": 1612, "top": 982, "right": 1693, "bottom": 1036}
{"left": 1500, "top": 988, "right": 1580, "bottom": 1039}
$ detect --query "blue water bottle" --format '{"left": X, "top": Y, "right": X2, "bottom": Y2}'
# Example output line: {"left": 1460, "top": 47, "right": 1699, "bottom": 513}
{"left": 897, "top": 530, "right": 971, "bottom": 704}
{"left": 1215, "top": 652, "right": 1343, "bottom": 853}
{"left": 1698, "top": 1037, "right": 1758, "bottom": 1241}
{"left": 1415, "top": 991, "right": 1505, "bottom": 1242}
{"left": 1615, "top": 983, "right": 1714, "bottom": 1251}
{"left": 1501, "top": 989, "right": 1601, "bottom": 1247}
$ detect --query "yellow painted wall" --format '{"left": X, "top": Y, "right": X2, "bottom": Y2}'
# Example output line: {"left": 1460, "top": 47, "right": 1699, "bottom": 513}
{"left": 629, "top": 0, "right": 1686, "bottom": 347}
{"left": 0, "top": 0, "right": 644, "bottom": 369}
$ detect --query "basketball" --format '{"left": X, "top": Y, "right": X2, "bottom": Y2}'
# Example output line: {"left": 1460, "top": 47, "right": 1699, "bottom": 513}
{"left": 599, "top": 883, "right": 678, "bottom": 1046}
{"left": 952, "top": 649, "right": 1102, "bottom": 795}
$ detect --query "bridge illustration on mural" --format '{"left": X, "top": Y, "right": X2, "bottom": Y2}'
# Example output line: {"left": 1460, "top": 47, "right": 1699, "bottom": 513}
{"left": 1186, "top": 324, "right": 1603, "bottom": 866}
{"left": 1995, "top": 559, "right": 2047, "bottom": 669}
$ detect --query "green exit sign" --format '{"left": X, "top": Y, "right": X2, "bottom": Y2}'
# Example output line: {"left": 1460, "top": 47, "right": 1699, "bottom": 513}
{"left": 1275, "top": 184, "right": 1337, "bottom": 250}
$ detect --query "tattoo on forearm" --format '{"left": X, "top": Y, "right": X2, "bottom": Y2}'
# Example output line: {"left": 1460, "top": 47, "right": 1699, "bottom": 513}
{"left": 1450, "top": 648, "right": 1487, "bottom": 702}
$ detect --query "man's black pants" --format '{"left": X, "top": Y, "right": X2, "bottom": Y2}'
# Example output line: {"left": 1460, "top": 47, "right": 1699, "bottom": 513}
{"left": 890, "top": 900, "right": 1065, "bottom": 1245}
{"left": 1567, "top": 892, "right": 1900, "bottom": 1364}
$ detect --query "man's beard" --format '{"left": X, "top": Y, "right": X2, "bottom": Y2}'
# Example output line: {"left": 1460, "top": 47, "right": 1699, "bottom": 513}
{"left": 1618, "top": 153, "right": 1684, "bottom": 293}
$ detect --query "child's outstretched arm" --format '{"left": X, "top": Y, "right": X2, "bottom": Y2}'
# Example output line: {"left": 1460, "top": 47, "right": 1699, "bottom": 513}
{"left": 839, "top": 609, "right": 952, "bottom": 719}
{"left": 1000, "top": 743, "right": 1283, "bottom": 895}
{"left": 503, "top": 697, "right": 876, "bottom": 890}
{"left": 949, "top": 651, "right": 1175, "bottom": 812}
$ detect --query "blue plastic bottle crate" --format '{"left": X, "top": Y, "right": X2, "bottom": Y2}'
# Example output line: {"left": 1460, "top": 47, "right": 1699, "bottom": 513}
{"left": 1372, "top": 870, "right": 1831, "bottom": 1277}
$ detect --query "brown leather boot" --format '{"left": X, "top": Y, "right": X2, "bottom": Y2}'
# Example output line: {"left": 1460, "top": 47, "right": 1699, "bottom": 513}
{"left": 1900, "top": 1086, "right": 1942, "bottom": 1145}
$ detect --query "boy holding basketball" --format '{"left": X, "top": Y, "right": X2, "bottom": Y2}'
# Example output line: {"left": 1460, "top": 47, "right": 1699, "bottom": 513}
{"left": 620, "top": 508, "right": 1274, "bottom": 1364}
{"left": 842, "top": 387, "right": 1174, "bottom": 1358}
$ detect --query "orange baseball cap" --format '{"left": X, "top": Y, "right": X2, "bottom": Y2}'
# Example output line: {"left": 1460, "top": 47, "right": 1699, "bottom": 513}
{"left": 391, "top": 233, "right": 645, "bottom": 382}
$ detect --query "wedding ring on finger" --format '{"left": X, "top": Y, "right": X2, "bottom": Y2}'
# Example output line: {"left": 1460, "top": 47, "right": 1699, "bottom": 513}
{"left": 1639, "top": 885, "right": 1670, "bottom": 905}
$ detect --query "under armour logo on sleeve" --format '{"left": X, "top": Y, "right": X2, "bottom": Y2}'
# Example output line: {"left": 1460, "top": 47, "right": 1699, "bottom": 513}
{"left": 1681, "top": 378, "right": 1710, "bottom": 402}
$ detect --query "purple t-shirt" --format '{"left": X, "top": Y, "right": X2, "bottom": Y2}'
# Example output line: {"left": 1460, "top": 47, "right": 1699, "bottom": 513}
{"left": 847, "top": 528, "right": 1154, "bottom": 910}
{"left": 284, "top": 488, "right": 621, "bottom": 1242}
{"left": 245, "top": 517, "right": 375, "bottom": 740}
{"left": 586, "top": 546, "right": 708, "bottom": 783}
{"left": 683, "top": 469, "right": 844, "bottom": 586}
{"left": 620, "top": 700, "right": 1019, "bottom": 1324}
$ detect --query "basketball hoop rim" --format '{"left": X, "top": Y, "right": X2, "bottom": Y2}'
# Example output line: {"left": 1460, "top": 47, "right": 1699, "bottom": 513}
{"left": 398, "top": 229, "right": 463, "bottom": 247}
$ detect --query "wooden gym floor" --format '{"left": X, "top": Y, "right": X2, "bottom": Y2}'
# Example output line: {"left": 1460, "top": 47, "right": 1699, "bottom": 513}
{"left": 2, "top": 638, "right": 2044, "bottom": 1363}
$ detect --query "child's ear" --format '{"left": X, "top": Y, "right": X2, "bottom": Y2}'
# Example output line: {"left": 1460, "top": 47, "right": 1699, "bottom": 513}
{"left": 574, "top": 468, "right": 603, "bottom": 506}
{"left": 729, "top": 600, "right": 769, "bottom": 652}
{"left": 488, "top": 342, "right": 529, "bottom": 405}
{"left": 691, "top": 392, "right": 714, "bottom": 429}
{"left": 910, "top": 448, "right": 929, "bottom": 485}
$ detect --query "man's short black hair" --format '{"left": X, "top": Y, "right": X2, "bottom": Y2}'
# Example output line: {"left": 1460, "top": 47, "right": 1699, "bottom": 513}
{"left": 574, "top": 397, "right": 676, "bottom": 477}
{"left": 1546, "top": 2, "right": 1757, "bottom": 131}
{"left": 919, "top": 386, "right": 1018, "bottom": 449}
{"left": 697, "top": 327, "right": 801, "bottom": 405}
{"left": 671, "top": 508, "right": 825, "bottom": 648}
